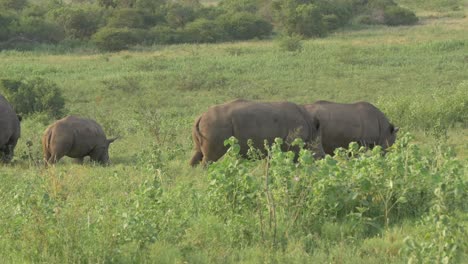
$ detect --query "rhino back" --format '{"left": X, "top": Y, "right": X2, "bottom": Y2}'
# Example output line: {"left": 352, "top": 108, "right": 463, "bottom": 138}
{"left": 51, "top": 116, "right": 107, "bottom": 157}
{"left": 201, "top": 100, "right": 310, "bottom": 150}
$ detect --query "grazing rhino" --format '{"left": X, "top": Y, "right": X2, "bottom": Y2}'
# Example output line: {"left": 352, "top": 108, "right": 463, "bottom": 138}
{"left": 42, "top": 116, "right": 116, "bottom": 165}
{"left": 190, "top": 99, "right": 325, "bottom": 166}
{"left": 0, "top": 95, "right": 21, "bottom": 163}
{"left": 303, "top": 101, "right": 399, "bottom": 155}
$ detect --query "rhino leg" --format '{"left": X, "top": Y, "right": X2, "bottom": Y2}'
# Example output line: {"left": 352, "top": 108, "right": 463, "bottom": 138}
{"left": 73, "top": 157, "right": 84, "bottom": 164}
{"left": 43, "top": 149, "right": 51, "bottom": 166}
{"left": 46, "top": 153, "right": 65, "bottom": 165}
{"left": 201, "top": 146, "right": 226, "bottom": 166}
{"left": 189, "top": 151, "right": 203, "bottom": 167}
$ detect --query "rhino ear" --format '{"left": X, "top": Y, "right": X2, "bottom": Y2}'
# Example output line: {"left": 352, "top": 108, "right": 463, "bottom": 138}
{"left": 17, "top": 115, "right": 22, "bottom": 122}
{"left": 390, "top": 124, "right": 399, "bottom": 134}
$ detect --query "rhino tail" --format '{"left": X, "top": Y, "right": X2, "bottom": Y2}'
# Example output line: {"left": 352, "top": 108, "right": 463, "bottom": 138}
{"left": 190, "top": 116, "right": 204, "bottom": 166}
{"left": 42, "top": 128, "right": 52, "bottom": 164}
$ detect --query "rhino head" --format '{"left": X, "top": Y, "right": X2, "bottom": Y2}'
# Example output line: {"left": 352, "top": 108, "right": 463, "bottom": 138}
{"left": 384, "top": 124, "right": 400, "bottom": 147}
{"left": 90, "top": 137, "right": 117, "bottom": 165}
{"left": 0, "top": 144, "right": 15, "bottom": 163}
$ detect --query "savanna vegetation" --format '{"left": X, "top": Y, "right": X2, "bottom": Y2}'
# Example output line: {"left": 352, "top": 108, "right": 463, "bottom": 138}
{"left": 0, "top": 0, "right": 420, "bottom": 51}
{"left": 0, "top": 0, "right": 467, "bottom": 263}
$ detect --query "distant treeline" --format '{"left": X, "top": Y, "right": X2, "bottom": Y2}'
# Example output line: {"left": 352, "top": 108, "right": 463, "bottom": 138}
{"left": 0, "top": 0, "right": 418, "bottom": 51}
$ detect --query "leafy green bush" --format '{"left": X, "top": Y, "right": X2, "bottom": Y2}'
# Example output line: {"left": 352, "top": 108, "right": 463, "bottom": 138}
{"left": 48, "top": 7, "right": 102, "bottom": 40}
{"left": 273, "top": 1, "right": 327, "bottom": 37}
{"left": 149, "top": 25, "right": 181, "bottom": 44}
{"left": 92, "top": 27, "right": 146, "bottom": 51}
{"left": 276, "top": 34, "right": 303, "bottom": 52}
{"left": 0, "top": 0, "right": 28, "bottom": 11}
{"left": 107, "top": 8, "right": 153, "bottom": 29}
{"left": 166, "top": 3, "right": 197, "bottom": 28}
{"left": 0, "top": 10, "right": 17, "bottom": 41}
{"left": 12, "top": 16, "right": 65, "bottom": 43}
{"left": 383, "top": 6, "right": 418, "bottom": 26}
{"left": 0, "top": 77, "right": 65, "bottom": 118}
{"left": 216, "top": 12, "right": 272, "bottom": 40}
{"left": 206, "top": 133, "right": 466, "bottom": 247}
{"left": 218, "top": 0, "right": 260, "bottom": 13}
{"left": 180, "top": 19, "right": 225, "bottom": 43}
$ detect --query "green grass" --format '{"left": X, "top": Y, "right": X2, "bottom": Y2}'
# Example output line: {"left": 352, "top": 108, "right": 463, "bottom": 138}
{"left": 0, "top": 5, "right": 467, "bottom": 263}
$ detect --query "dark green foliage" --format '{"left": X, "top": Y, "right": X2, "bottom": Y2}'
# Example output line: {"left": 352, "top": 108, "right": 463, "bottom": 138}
{"left": 0, "top": 10, "right": 17, "bottom": 41}
{"left": 383, "top": 6, "right": 418, "bottom": 26}
{"left": 98, "top": 0, "right": 117, "bottom": 9}
{"left": 12, "top": 16, "right": 65, "bottom": 43}
{"left": 216, "top": 12, "right": 272, "bottom": 40}
{"left": 0, "top": 0, "right": 28, "bottom": 11}
{"left": 219, "top": 0, "right": 260, "bottom": 13}
{"left": 0, "top": 0, "right": 420, "bottom": 49}
{"left": 351, "top": 0, "right": 418, "bottom": 26}
{"left": 195, "top": 6, "right": 225, "bottom": 20}
{"left": 49, "top": 7, "right": 102, "bottom": 40}
{"left": 181, "top": 18, "right": 224, "bottom": 43}
{"left": 92, "top": 27, "right": 146, "bottom": 51}
{"left": 273, "top": 0, "right": 417, "bottom": 36}
{"left": 134, "top": 0, "right": 167, "bottom": 12}
{"left": 107, "top": 8, "right": 147, "bottom": 28}
{"left": 276, "top": 34, "right": 303, "bottom": 52}
{"left": 273, "top": 1, "right": 327, "bottom": 37}
{"left": 149, "top": 25, "right": 180, "bottom": 44}
{"left": 0, "top": 77, "right": 65, "bottom": 118}
{"left": 166, "top": 3, "right": 197, "bottom": 28}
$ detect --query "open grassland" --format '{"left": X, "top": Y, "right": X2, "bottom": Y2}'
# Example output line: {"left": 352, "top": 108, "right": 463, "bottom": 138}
{"left": 0, "top": 3, "right": 467, "bottom": 263}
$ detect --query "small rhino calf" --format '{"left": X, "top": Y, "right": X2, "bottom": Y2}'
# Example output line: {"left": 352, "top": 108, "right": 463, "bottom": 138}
{"left": 42, "top": 116, "right": 117, "bottom": 165}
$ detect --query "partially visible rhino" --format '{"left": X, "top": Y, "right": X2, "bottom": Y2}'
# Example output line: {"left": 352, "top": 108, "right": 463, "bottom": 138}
{"left": 0, "top": 95, "right": 21, "bottom": 163}
{"left": 190, "top": 99, "right": 324, "bottom": 166}
{"left": 303, "top": 101, "right": 399, "bottom": 155}
{"left": 42, "top": 116, "right": 116, "bottom": 165}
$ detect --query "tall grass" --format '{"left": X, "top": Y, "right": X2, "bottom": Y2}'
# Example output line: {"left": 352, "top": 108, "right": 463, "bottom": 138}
{"left": 0, "top": 5, "right": 467, "bottom": 263}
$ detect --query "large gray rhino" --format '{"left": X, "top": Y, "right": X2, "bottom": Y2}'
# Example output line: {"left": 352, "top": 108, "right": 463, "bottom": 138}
{"left": 190, "top": 99, "right": 325, "bottom": 166}
{"left": 0, "top": 95, "right": 21, "bottom": 163}
{"left": 303, "top": 101, "right": 399, "bottom": 155}
{"left": 42, "top": 116, "right": 116, "bottom": 165}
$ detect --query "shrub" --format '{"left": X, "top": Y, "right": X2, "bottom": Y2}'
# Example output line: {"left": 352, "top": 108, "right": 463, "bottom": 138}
{"left": 149, "top": 25, "right": 181, "bottom": 44}
{"left": 49, "top": 7, "right": 102, "bottom": 40}
{"left": 218, "top": 0, "right": 259, "bottom": 13}
{"left": 273, "top": 1, "right": 327, "bottom": 37}
{"left": 322, "top": 14, "right": 340, "bottom": 31}
{"left": 180, "top": 18, "right": 225, "bottom": 43}
{"left": 166, "top": 3, "right": 197, "bottom": 28}
{"left": 207, "top": 134, "right": 466, "bottom": 247}
{"left": 12, "top": 16, "right": 65, "bottom": 43}
{"left": 0, "top": 77, "right": 65, "bottom": 118}
{"left": 0, "top": 0, "right": 28, "bottom": 11}
{"left": 107, "top": 8, "right": 145, "bottom": 28}
{"left": 277, "top": 34, "right": 303, "bottom": 52}
{"left": 0, "top": 10, "right": 17, "bottom": 41}
{"left": 92, "top": 27, "right": 146, "bottom": 51}
{"left": 383, "top": 6, "right": 418, "bottom": 26}
{"left": 316, "top": 0, "right": 353, "bottom": 29}
{"left": 216, "top": 12, "right": 272, "bottom": 40}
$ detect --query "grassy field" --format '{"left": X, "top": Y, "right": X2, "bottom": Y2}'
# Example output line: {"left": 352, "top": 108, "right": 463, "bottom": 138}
{"left": 0, "top": 1, "right": 467, "bottom": 263}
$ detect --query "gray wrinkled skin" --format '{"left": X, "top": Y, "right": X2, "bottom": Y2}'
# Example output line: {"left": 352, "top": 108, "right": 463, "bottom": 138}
{"left": 190, "top": 99, "right": 325, "bottom": 167}
{"left": 0, "top": 95, "right": 21, "bottom": 163}
{"left": 303, "top": 101, "right": 399, "bottom": 155}
{"left": 42, "top": 116, "right": 116, "bottom": 165}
